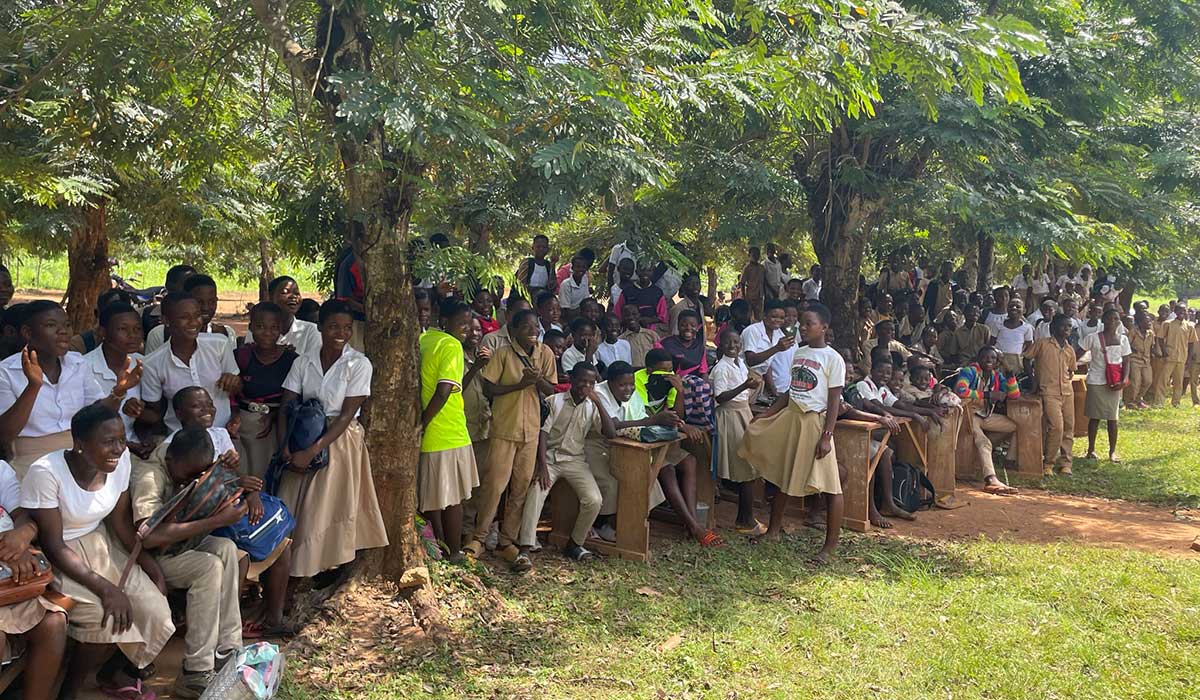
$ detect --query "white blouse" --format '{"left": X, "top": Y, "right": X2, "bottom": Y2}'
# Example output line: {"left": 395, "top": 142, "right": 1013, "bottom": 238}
{"left": 21, "top": 449, "right": 131, "bottom": 541}
{"left": 282, "top": 345, "right": 373, "bottom": 417}
{"left": 709, "top": 357, "right": 751, "bottom": 404}
{"left": 0, "top": 351, "right": 106, "bottom": 437}
{"left": 140, "top": 336, "right": 239, "bottom": 432}
{"left": 1083, "top": 332, "right": 1132, "bottom": 386}
{"left": 83, "top": 347, "right": 144, "bottom": 441}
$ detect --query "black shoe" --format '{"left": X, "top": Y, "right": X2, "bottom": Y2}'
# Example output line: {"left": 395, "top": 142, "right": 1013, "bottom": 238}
{"left": 563, "top": 543, "right": 595, "bottom": 562}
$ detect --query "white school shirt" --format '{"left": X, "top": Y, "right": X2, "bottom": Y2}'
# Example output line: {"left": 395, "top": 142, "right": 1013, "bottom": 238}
{"left": 788, "top": 345, "right": 845, "bottom": 413}
{"left": 709, "top": 357, "right": 752, "bottom": 404}
{"left": 740, "top": 322, "right": 784, "bottom": 375}
{"left": 608, "top": 242, "right": 636, "bottom": 267}
{"left": 528, "top": 263, "right": 550, "bottom": 290}
{"left": 21, "top": 448, "right": 131, "bottom": 541}
{"left": 983, "top": 311, "right": 1008, "bottom": 336}
{"left": 594, "top": 381, "right": 647, "bottom": 423}
{"left": 595, "top": 339, "right": 631, "bottom": 367}
{"left": 1082, "top": 332, "right": 1132, "bottom": 386}
{"left": 162, "top": 426, "right": 236, "bottom": 461}
{"left": 282, "top": 344, "right": 373, "bottom": 418}
{"left": 141, "top": 336, "right": 239, "bottom": 432}
{"left": 1031, "top": 274, "right": 1051, "bottom": 296}
{"left": 542, "top": 392, "right": 601, "bottom": 461}
{"left": 853, "top": 376, "right": 898, "bottom": 408}
{"left": 802, "top": 278, "right": 822, "bottom": 301}
{"left": 0, "top": 351, "right": 106, "bottom": 438}
{"left": 1036, "top": 316, "right": 1081, "bottom": 340}
{"left": 993, "top": 321, "right": 1034, "bottom": 355}
{"left": 145, "top": 322, "right": 237, "bottom": 356}
{"left": 1011, "top": 274, "right": 1029, "bottom": 291}
{"left": 561, "top": 345, "right": 590, "bottom": 372}
{"left": 763, "top": 259, "right": 783, "bottom": 292}
{"left": 656, "top": 267, "right": 683, "bottom": 301}
{"left": 558, "top": 274, "right": 591, "bottom": 310}
{"left": 243, "top": 318, "right": 321, "bottom": 358}
{"left": 0, "top": 461, "right": 20, "bottom": 517}
{"left": 83, "top": 347, "right": 144, "bottom": 441}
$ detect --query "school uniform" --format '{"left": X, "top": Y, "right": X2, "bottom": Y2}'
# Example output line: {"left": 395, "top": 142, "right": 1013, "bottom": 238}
{"left": 1125, "top": 328, "right": 1155, "bottom": 405}
{"left": 0, "top": 351, "right": 106, "bottom": 477}
{"left": 992, "top": 321, "right": 1034, "bottom": 375}
{"left": 737, "top": 345, "right": 844, "bottom": 497}
{"left": 234, "top": 345, "right": 299, "bottom": 479}
{"left": 619, "top": 328, "right": 659, "bottom": 368}
{"left": 1150, "top": 318, "right": 1168, "bottom": 404}
{"left": 276, "top": 344, "right": 389, "bottom": 577}
{"left": 657, "top": 267, "right": 684, "bottom": 303}
{"left": 740, "top": 322, "right": 783, "bottom": 377}
{"left": 897, "top": 317, "right": 926, "bottom": 346}
{"left": 940, "top": 323, "right": 991, "bottom": 364}
{"left": 0, "top": 461, "right": 67, "bottom": 636}
{"left": 20, "top": 450, "right": 173, "bottom": 668}
{"left": 130, "top": 449, "right": 242, "bottom": 674}
{"left": 145, "top": 323, "right": 237, "bottom": 356}
{"left": 518, "top": 393, "right": 604, "bottom": 548}
{"left": 417, "top": 330, "right": 478, "bottom": 512}
{"left": 1157, "top": 318, "right": 1197, "bottom": 406}
{"left": 860, "top": 338, "right": 912, "bottom": 374}
{"left": 141, "top": 336, "right": 239, "bottom": 433}
{"left": 473, "top": 341, "right": 557, "bottom": 550}
{"left": 595, "top": 339, "right": 632, "bottom": 369}
{"left": 983, "top": 310, "right": 1008, "bottom": 337}
{"left": 585, "top": 381, "right": 667, "bottom": 516}
{"left": 1082, "top": 332, "right": 1131, "bottom": 420}
{"left": 763, "top": 258, "right": 784, "bottom": 299}
{"left": 708, "top": 357, "right": 756, "bottom": 482}
{"left": 558, "top": 274, "right": 590, "bottom": 311}
{"left": 1024, "top": 337, "right": 1076, "bottom": 470}
{"left": 83, "top": 347, "right": 145, "bottom": 443}
{"left": 615, "top": 285, "right": 668, "bottom": 332}
{"left": 911, "top": 342, "right": 944, "bottom": 367}
{"left": 668, "top": 296, "right": 705, "bottom": 337}
{"left": 561, "top": 345, "right": 592, "bottom": 374}
{"left": 742, "top": 262, "right": 766, "bottom": 320}
{"left": 480, "top": 324, "right": 512, "bottom": 354}
{"left": 953, "top": 365, "right": 1021, "bottom": 479}
{"left": 243, "top": 318, "right": 321, "bottom": 358}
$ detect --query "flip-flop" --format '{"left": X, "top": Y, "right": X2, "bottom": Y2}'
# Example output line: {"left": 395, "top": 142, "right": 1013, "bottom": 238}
{"left": 982, "top": 483, "right": 1018, "bottom": 496}
{"left": 243, "top": 619, "right": 294, "bottom": 640}
{"left": 735, "top": 521, "right": 767, "bottom": 537}
{"left": 98, "top": 680, "right": 158, "bottom": 700}
{"left": 696, "top": 530, "right": 724, "bottom": 548}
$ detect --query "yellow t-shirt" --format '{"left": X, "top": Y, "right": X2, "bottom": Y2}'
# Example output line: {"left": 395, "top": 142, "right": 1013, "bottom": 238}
{"left": 419, "top": 329, "right": 470, "bottom": 453}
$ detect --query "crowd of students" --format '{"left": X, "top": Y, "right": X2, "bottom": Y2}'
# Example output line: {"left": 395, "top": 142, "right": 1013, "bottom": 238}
{"left": 0, "top": 242, "right": 1193, "bottom": 698}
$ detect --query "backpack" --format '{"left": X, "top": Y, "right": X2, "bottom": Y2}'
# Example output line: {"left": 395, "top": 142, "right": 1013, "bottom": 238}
{"left": 214, "top": 493, "right": 295, "bottom": 561}
{"left": 876, "top": 461, "right": 936, "bottom": 513}
{"left": 264, "top": 398, "right": 329, "bottom": 494}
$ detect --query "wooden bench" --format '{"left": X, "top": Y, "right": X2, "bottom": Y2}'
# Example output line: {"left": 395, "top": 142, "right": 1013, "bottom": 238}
{"left": 955, "top": 398, "right": 1044, "bottom": 478}
{"left": 1072, "top": 376, "right": 1088, "bottom": 437}
{"left": 834, "top": 418, "right": 901, "bottom": 532}
{"left": 893, "top": 405, "right": 962, "bottom": 503}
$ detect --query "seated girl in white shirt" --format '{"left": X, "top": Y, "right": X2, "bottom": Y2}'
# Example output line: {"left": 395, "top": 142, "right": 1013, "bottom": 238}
{"left": 23, "top": 404, "right": 173, "bottom": 700}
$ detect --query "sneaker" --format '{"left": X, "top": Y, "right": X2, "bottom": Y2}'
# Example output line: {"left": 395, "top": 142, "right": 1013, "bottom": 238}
{"left": 484, "top": 522, "right": 500, "bottom": 551}
{"left": 563, "top": 543, "right": 595, "bottom": 562}
{"left": 1059, "top": 465, "right": 1073, "bottom": 476}
{"left": 594, "top": 523, "right": 617, "bottom": 542}
{"left": 528, "top": 538, "right": 542, "bottom": 553}
{"left": 1042, "top": 466, "right": 1054, "bottom": 477}
{"left": 174, "top": 669, "right": 215, "bottom": 699}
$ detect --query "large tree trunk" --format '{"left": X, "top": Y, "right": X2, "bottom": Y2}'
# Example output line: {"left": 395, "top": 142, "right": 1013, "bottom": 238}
{"left": 257, "top": 236, "right": 275, "bottom": 302}
{"left": 65, "top": 201, "right": 110, "bottom": 335}
{"left": 976, "top": 231, "right": 995, "bottom": 292}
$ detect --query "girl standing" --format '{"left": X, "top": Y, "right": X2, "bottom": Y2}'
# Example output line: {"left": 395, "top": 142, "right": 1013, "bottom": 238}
{"left": 709, "top": 330, "right": 762, "bottom": 535}
{"left": 738, "top": 304, "right": 845, "bottom": 563}
{"left": 276, "top": 300, "right": 389, "bottom": 579}
{"left": 658, "top": 310, "right": 708, "bottom": 377}
{"left": 260, "top": 276, "right": 322, "bottom": 357}
{"left": 1083, "top": 308, "right": 1132, "bottom": 463}
{"left": 236, "top": 303, "right": 299, "bottom": 479}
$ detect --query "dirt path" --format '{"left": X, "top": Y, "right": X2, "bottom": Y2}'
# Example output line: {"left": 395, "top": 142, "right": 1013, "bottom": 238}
{"left": 14, "top": 289, "right": 256, "bottom": 333}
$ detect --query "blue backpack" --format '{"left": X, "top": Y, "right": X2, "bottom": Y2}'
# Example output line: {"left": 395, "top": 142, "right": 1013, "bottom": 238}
{"left": 264, "top": 398, "right": 328, "bottom": 494}
{"left": 214, "top": 493, "right": 295, "bottom": 561}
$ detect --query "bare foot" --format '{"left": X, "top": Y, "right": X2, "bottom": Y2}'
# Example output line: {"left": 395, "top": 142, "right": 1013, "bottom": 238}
{"left": 869, "top": 513, "right": 894, "bottom": 529}
{"left": 1084, "top": 452, "right": 1099, "bottom": 461}
{"left": 809, "top": 548, "right": 835, "bottom": 566}
{"left": 882, "top": 506, "right": 917, "bottom": 521}
{"left": 751, "top": 531, "right": 783, "bottom": 544}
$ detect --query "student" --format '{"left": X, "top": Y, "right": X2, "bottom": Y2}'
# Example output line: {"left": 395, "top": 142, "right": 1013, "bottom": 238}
{"left": 983, "top": 287, "right": 1010, "bottom": 336}
{"left": 668, "top": 272, "right": 711, "bottom": 337}
{"left": 84, "top": 302, "right": 161, "bottom": 460}
{"left": 275, "top": 300, "right": 389, "bottom": 579}
{"left": 578, "top": 297, "right": 605, "bottom": 327}
{"left": 460, "top": 316, "right": 494, "bottom": 545}
{"left": 0, "top": 301, "right": 136, "bottom": 476}
{"left": 740, "top": 246, "right": 767, "bottom": 321}
{"left": 922, "top": 261, "right": 957, "bottom": 319}
{"left": 604, "top": 241, "right": 637, "bottom": 295}
{"left": 1125, "top": 310, "right": 1155, "bottom": 409}
{"left": 0, "top": 458, "right": 68, "bottom": 700}
{"left": 234, "top": 303, "right": 299, "bottom": 479}
{"left": 562, "top": 317, "right": 599, "bottom": 372}
{"left": 991, "top": 298, "right": 1034, "bottom": 376}
{"left": 897, "top": 301, "right": 927, "bottom": 346}
{"left": 482, "top": 295, "right": 531, "bottom": 353}
{"left": 296, "top": 298, "right": 321, "bottom": 325}
{"left": 0, "top": 303, "right": 27, "bottom": 360}
{"left": 659, "top": 310, "right": 707, "bottom": 377}
{"left": 614, "top": 262, "right": 668, "bottom": 332}
{"left": 469, "top": 288, "right": 501, "bottom": 336}
{"left": 875, "top": 293, "right": 896, "bottom": 323}
{"left": 518, "top": 362, "right": 613, "bottom": 563}
{"left": 709, "top": 330, "right": 762, "bottom": 534}
{"left": 69, "top": 288, "right": 134, "bottom": 355}
{"left": 763, "top": 243, "right": 784, "bottom": 300}
{"left": 557, "top": 253, "right": 592, "bottom": 318}
{"left": 741, "top": 299, "right": 792, "bottom": 393}
{"left": 619, "top": 303, "right": 659, "bottom": 369}
{"left": 941, "top": 304, "right": 991, "bottom": 367}
{"left": 1078, "top": 302, "right": 1104, "bottom": 343}
{"left": 141, "top": 293, "right": 241, "bottom": 434}
{"left": 1083, "top": 308, "right": 1131, "bottom": 462}
{"left": 24, "top": 405, "right": 173, "bottom": 700}
{"left": 953, "top": 346, "right": 1021, "bottom": 495}
{"left": 471, "top": 309, "right": 558, "bottom": 571}
{"left": 542, "top": 329, "right": 570, "bottom": 388}
{"left": 595, "top": 314, "right": 632, "bottom": 370}
{"left": 1024, "top": 315, "right": 1080, "bottom": 476}
{"left": 414, "top": 288, "right": 433, "bottom": 332}
{"left": 802, "top": 264, "right": 823, "bottom": 302}
{"left": 784, "top": 276, "right": 805, "bottom": 302}
{"left": 1157, "top": 305, "right": 1197, "bottom": 408}
{"left": 418, "top": 300, "right": 479, "bottom": 560}
{"left": 1027, "top": 298, "right": 1056, "bottom": 328}
{"left": 860, "top": 319, "right": 912, "bottom": 374}
{"left": 556, "top": 247, "right": 595, "bottom": 289}
{"left": 516, "top": 234, "right": 557, "bottom": 298}
{"left": 737, "top": 304, "right": 843, "bottom": 562}
{"left": 536, "top": 291, "right": 563, "bottom": 336}
{"left": 634, "top": 349, "right": 722, "bottom": 547}
{"left": 253, "top": 276, "right": 322, "bottom": 357}
{"left": 608, "top": 257, "right": 637, "bottom": 309}
{"left": 912, "top": 326, "right": 944, "bottom": 368}
{"left": 717, "top": 298, "right": 752, "bottom": 340}
{"left": 132, "top": 426, "right": 245, "bottom": 698}
{"left": 145, "top": 274, "right": 237, "bottom": 355}
{"left": 652, "top": 241, "right": 689, "bottom": 303}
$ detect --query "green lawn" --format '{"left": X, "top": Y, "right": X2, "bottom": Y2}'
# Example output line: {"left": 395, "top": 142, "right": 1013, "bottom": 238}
{"left": 3, "top": 253, "right": 322, "bottom": 294}
{"left": 280, "top": 407, "right": 1200, "bottom": 700}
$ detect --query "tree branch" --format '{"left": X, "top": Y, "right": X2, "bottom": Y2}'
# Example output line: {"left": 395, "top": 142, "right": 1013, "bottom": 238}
{"left": 249, "top": 0, "right": 319, "bottom": 88}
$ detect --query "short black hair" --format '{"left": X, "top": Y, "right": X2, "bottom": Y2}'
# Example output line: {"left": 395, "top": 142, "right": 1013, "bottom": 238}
{"left": 413, "top": 288, "right": 431, "bottom": 304}
{"left": 71, "top": 403, "right": 121, "bottom": 442}
{"left": 577, "top": 248, "right": 596, "bottom": 264}
{"left": 533, "top": 234, "right": 549, "bottom": 243}
{"left": 568, "top": 317, "right": 597, "bottom": 334}
{"left": 605, "top": 361, "right": 634, "bottom": 380}
{"left": 543, "top": 328, "right": 567, "bottom": 344}
{"left": 249, "top": 302, "right": 285, "bottom": 324}
{"left": 96, "top": 287, "right": 132, "bottom": 310}
{"left": 267, "top": 275, "right": 297, "bottom": 295}
{"left": 318, "top": 298, "right": 355, "bottom": 326}
{"left": 166, "top": 427, "right": 215, "bottom": 467}
{"left": 764, "top": 299, "right": 785, "bottom": 313}
{"left": 645, "top": 348, "right": 673, "bottom": 367}
{"left": 171, "top": 385, "right": 209, "bottom": 413}
{"left": 569, "top": 361, "right": 598, "bottom": 378}
{"left": 183, "top": 274, "right": 217, "bottom": 293}
{"left": 805, "top": 303, "right": 831, "bottom": 325}
{"left": 730, "top": 299, "right": 750, "bottom": 314}
{"left": 440, "top": 298, "right": 470, "bottom": 321}
{"left": 871, "top": 356, "right": 893, "bottom": 371}
{"left": 2, "top": 303, "right": 28, "bottom": 331}
{"left": 509, "top": 308, "right": 537, "bottom": 328}
{"left": 165, "top": 264, "right": 197, "bottom": 288}
{"left": 535, "top": 290, "right": 556, "bottom": 308}
{"left": 19, "top": 300, "right": 62, "bottom": 329}
{"left": 160, "top": 291, "right": 197, "bottom": 319}
{"left": 676, "top": 309, "right": 701, "bottom": 324}
{"left": 429, "top": 233, "right": 450, "bottom": 247}
{"left": 99, "top": 302, "right": 139, "bottom": 329}
{"left": 297, "top": 299, "right": 321, "bottom": 321}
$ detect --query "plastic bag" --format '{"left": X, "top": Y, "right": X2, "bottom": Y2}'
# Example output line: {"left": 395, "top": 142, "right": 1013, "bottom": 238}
{"left": 200, "top": 642, "right": 286, "bottom": 700}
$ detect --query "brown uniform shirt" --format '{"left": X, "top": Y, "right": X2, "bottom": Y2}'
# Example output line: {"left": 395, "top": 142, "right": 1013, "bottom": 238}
{"left": 1128, "top": 328, "right": 1154, "bottom": 367}
{"left": 941, "top": 323, "right": 991, "bottom": 361}
{"left": 742, "top": 262, "right": 766, "bottom": 301}
{"left": 620, "top": 328, "right": 659, "bottom": 368}
{"left": 1162, "top": 319, "right": 1197, "bottom": 364}
{"left": 463, "top": 350, "right": 491, "bottom": 442}
{"left": 479, "top": 342, "right": 556, "bottom": 443}
{"left": 1023, "top": 337, "right": 1076, "bottom": 396}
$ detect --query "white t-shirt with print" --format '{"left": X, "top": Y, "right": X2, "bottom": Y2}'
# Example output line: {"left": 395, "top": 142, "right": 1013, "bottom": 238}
{"left": 21, "top": 449, "right": 131, "bottom": 542}
{"left": 788, "top": 345, "right": 845, "bottom": 413}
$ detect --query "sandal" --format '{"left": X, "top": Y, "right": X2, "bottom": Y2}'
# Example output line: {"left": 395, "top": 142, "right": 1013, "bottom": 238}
{"left": 510, "top": 553, "right": 533, "bottom": 574}
{"left": 243, "top": 619, "right": 294, "bottom": 639}
{"left": 696, "top": 530, "right": 724, "bottom": 548}
{"left": 982, "top": 483, "right": 1019, "bottom": 496}
{"left": 1109, "top": 453, "right": 1121, "bottom": 464}
{"left": 98, "top": 679, "right": 158, "bottom": 700}
{"left": 735, "top": 521, "right": 767, "bottom": 537}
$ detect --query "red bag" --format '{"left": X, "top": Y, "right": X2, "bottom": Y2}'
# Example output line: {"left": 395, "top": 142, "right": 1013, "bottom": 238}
{"left": 1105, "top": 361, "right": 1123, "bottom": 386}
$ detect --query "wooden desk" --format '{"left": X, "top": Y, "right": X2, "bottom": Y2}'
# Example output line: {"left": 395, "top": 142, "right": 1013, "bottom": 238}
{"left": 834, "top": 418, "right": 896, "bottom": 532}
{"left": 1072, "top": 376, "right": 1088, "bottom": 437}
{"left": 547, "top": 437, "right": 680, "bottom": 562}
{"left": 955, "top": 398, "right": 1043, "bottom": 478}
{"left": 893, "top": 406, "right": 961, "bottom": 500}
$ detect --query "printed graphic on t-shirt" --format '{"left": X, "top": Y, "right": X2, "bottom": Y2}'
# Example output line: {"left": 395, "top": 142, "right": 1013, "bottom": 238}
{"left": 791, "top": 360, "right": 820, "bottom": 393}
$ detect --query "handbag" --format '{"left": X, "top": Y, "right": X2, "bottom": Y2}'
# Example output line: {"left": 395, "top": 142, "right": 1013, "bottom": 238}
{"left": 264, "top": 398, "right": 328, "bottom": 495}
{"left": 0, "top": 510, "right": 54, "bottom": 606}
{"left": 1105, "top": 361, "right": 1123, "bottom": 386}
{"left": 214, "top": 494, "right": 295, "bottom": 562}
{"left": 639, "top": 425, "right": 679, "bottom": 442}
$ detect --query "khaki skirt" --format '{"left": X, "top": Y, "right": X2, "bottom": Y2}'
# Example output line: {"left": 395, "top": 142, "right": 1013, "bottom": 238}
{"left": 0, "top": 596, "right": 65, "bottom": 635}
{"left": 714, "top": 400, "right": 757, "bottom": 483}
{"left": 584, "top": 438, "right": 666, "bottom": 516}
{"left": 60, "top": 526, "right": 175, "bottom": 668}
{"left": 1000, "top": 353, "right": 1023, "bottom": 377}
{"left": 1085, "top": 383, "right": 1122, "bottom": 421}
{"left": 737, "top": 402, "right": 841, "bottom": 498}
{"left": 276, "top": 420, "right": 390, "bottom": 578}
{"left": 9, "top": 432, "right": 73, "bottom": 479}
{"left": 417, "top": 444, "right": 479, "bottom": 512}
{"left": 236, "top": 409, "right": 277, "bottom": 480}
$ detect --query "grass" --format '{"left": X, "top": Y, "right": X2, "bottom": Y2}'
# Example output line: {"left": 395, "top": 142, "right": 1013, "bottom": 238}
{"left": 279, "top": 408, "right": 1200, "bottom": 700}
{"left": 2, "top": 253, "right": 322, "bottom": 294}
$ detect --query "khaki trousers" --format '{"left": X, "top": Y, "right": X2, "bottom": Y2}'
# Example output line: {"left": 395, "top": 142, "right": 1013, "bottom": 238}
{"left": 156, "top": 536, "right": 243, "bottom": 673}
{"left": 461, "top": 439, "right": 491, "bottom": 535}
{"left": 1164, "top": 361, "right": 1186, "bottom": 406}
{"left": 1124, "top": 362, "right": 1153, "bottom": 405}
{"left": 518, "top": 456, "right": 602, "bottom": 548}
{"left": 1149, "top": 358, "right": 1166, "bottom": 405}
{"left": 471, "top": 437, "right": 538, "bottom": 549}
{"left": 1040, "top": 394, "right": 1074, "bottom": 469}
{"left": 971, "top": 413, "right": 1016, "bottom": 479}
